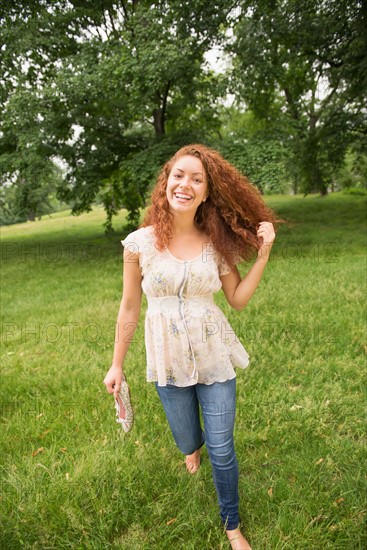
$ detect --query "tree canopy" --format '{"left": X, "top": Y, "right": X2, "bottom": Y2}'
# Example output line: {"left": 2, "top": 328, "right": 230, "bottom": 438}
{"left": 231, "top": 0, "right": 366, "bottom": 194}
{"left": 1, "top": 0, "right": 365, "bottom": 226}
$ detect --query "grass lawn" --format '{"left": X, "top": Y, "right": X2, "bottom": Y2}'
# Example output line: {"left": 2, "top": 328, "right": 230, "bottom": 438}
{"left": 1, "top": 192, "right": 366, "bottom": 549}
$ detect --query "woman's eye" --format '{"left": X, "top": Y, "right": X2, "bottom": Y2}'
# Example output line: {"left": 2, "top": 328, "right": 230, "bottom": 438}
{"left": 174, "top": 174, "right": 181, "bottom": 178}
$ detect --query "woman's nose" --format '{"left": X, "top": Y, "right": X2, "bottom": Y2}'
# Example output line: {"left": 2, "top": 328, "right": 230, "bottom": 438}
{"left": 179, "top": 183, "right": 188, "bottom": 189}
{"left": 178, "top": 177, "right": 190, "bottom": 187}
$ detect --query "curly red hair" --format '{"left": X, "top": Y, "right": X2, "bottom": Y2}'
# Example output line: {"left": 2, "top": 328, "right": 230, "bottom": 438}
{"left": 141, "top": 144, "right": 286, "bottom": 267}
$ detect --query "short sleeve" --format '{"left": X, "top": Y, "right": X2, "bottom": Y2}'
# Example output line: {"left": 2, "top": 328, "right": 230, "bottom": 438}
{"left": 217, "top": 250, "right": 243, "bottom": 276}
{"left": 218, "top": 255, "right": 232, "bottom": 276}
{"left": 121, "top": 231, "right": 141, "bottom": 255}
{"left": 120, "top": 226, "right": 154, "bottom": 256}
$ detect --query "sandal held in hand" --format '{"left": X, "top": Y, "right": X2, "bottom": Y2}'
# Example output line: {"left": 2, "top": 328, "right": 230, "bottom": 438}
{"left": 114, "top": 373, "right": 134, "bottom": 433}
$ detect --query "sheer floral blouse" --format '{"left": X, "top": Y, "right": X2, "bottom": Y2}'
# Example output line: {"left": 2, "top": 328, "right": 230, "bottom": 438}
{"left": 121, "top": 226, "right": 250, "bottom": 387}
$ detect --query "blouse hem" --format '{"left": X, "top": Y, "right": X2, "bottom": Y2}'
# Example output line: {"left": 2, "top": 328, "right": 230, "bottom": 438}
{"left": 149, "top": 373, "right": 238, "bottom": 387}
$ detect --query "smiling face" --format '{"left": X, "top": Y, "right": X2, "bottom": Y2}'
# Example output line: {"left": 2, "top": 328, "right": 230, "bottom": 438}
{"left": 166, "top": 155, "right": 208, "bottom": 215}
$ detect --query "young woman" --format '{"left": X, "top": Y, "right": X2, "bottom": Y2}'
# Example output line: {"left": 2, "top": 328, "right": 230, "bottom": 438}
{"left": 103, "top": 144, "right": 283, "bottom": 549}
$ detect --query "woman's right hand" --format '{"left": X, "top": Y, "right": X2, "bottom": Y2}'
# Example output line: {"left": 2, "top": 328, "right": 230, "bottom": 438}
{"left": 103, "top": 365, "right": 124, "bottom": 400}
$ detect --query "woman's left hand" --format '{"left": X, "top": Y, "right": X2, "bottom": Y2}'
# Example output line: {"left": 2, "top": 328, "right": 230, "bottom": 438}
{"left": 256, "top": 221, "right": 275, "bottom": 261}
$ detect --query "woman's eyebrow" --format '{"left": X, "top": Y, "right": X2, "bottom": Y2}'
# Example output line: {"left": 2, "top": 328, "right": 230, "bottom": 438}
{"left": 174, "top": 168, "right": 204, "bottom": 176}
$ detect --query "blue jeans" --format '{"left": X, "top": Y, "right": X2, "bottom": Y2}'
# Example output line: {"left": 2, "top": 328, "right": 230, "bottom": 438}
{"left": 155, "top": 377, "right": 240, "bottom": 530}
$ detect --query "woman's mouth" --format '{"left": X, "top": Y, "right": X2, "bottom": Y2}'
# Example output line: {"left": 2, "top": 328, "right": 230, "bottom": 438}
{"left": 174, "top": 192, "right": 193, "bottom": 203}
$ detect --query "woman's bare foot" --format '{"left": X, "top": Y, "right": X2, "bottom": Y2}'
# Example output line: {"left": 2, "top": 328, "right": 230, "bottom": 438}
{"left": 185, "top": 449, "right": 201, "bottom": 474}
{"left": 226, "top": 527, "right": 252, "bottom": 550}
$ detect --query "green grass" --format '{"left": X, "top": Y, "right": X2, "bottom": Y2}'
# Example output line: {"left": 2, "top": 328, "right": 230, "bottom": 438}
{"left": 1, "top": 193, "right": 366, "bottom": 549}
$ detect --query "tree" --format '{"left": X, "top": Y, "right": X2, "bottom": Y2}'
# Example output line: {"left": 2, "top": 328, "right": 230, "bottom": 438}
{"left": 213, "top": 107, "right": 289, "bottom": 194}
{"left": 0, "top": 83, "right": 60, "bottom": 222}
{"left": 230, "top": 0, "right": 367, "bottom": 195}
{"left": 0, "top": 0, "right": 234, "bottom": 228}
{"left": 0, "top": 157, "right": 64, "bottom": 225}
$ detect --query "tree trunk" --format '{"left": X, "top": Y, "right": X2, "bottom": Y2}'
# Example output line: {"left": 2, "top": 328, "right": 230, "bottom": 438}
{"left": 153, "top": 82, "right": 171, "bottom": 136}
{"left": 153, "top": 107, "right": 165, "bottom": 135}
{"left": 320, "top": 185, "right": 328, "bottom": 196}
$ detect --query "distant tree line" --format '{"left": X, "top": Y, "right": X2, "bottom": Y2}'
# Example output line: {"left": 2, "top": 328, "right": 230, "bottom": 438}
{"left": 1, "top": 0, "right": 366, "bottom": 228}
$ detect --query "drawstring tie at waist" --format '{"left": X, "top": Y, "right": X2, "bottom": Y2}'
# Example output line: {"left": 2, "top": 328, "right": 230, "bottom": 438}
{"left": 146, "top": 294, "right": 214, "bottom": 313}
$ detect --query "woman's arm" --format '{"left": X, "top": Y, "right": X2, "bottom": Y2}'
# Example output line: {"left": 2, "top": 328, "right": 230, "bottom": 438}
{"left": 220, "top": 222, "right": 275, "bottom": 311}
{"left": 103, "top": 248, "right": 142, "bottom": 398}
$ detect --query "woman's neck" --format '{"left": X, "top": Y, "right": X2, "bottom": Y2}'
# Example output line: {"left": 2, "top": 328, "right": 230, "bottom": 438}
{"left": 171, "top": 215, "right": 198, "bottom": 236}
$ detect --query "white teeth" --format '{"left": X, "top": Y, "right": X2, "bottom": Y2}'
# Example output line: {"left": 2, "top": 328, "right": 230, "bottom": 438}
{"left": 175, "top": 193, "right": 192, "bottom": 200}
